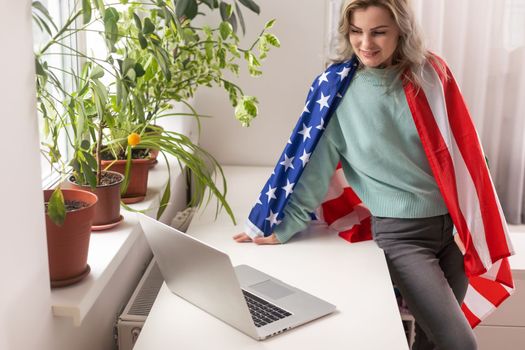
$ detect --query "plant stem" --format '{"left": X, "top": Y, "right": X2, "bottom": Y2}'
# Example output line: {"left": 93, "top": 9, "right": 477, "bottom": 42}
{"left": 96, "top": 119, "right": 104, "bottom": 186}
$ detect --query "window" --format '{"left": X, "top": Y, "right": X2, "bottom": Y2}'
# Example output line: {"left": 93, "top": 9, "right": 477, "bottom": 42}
{"left": 34, "top": 0, "right": 78, "bottom": 187}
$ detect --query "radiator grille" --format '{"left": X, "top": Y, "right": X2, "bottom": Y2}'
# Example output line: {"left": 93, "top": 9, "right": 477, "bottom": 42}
{"left": 128, "top": 261, "right": 164, "bottom": 316}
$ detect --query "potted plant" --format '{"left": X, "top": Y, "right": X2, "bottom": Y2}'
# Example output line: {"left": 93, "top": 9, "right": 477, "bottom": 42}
{"left": 34, "top": 3, "right": 125, "bottom": 229}
{"left": 35, "top": 0, "right": 279, "bottom": 226}
{"left": 44, "top": 188, "right": 97, "bottom": 287}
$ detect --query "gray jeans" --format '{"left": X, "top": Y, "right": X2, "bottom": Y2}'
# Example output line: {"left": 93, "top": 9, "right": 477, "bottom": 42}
{"left": 371, "top": 214, "right": 477, "bottom": 350}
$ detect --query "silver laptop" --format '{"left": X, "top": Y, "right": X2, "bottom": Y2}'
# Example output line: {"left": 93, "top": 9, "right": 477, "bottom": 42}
{"left": 138, "top": 214, "right": 336, "bottom": 340}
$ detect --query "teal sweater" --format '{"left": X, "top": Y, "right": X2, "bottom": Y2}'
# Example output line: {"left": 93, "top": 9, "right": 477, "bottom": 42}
{"left": 273, "top": 67, "right": 449, "bottom": 243}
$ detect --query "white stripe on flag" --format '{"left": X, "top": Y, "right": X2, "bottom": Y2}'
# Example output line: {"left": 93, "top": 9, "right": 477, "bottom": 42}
{"left": 422, "top": 64, "right": 492, "bottom": 269}
{"left": 329, "top": 211, "right": 361, "bottom": 232}
{"left": 323, "top": 167, "right": 347, "bottom": 202}
{"left": 479, "top": 259, "right": 501, "bottom": 281}
{"left": 463, "top": 284, "right": 496, "bottom": 321}
{"left": 244, "top": 219, "right": 264, "bottom": 239}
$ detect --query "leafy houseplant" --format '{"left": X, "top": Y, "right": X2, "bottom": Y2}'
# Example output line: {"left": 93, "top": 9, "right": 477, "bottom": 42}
{"left": 34, "top": 3, "right": 126, "bottom": 229}
{"left": 35, "top": 0, "right": 279, "bottom": 224}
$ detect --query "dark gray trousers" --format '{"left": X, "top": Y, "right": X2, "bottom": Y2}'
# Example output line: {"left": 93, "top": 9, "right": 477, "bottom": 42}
{"left": 371, "top": 214, "right": 477, "bottom": 350}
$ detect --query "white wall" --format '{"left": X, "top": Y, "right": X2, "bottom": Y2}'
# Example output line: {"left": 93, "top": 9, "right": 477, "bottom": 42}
{"left": 0, "top": 1, "right": 55, "bottom": 349}
{"left": 195, "top": 0, "right": 331, "bottom": 166}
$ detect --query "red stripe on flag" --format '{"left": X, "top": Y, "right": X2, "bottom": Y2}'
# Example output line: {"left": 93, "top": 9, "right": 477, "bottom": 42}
{"left": 461, "top": 303, "right": 481, "bottom": 328}
{"left": 469, "top": 276, "right": 511, "bottom": 309}
{"left": 322, "top": 188, "right": 362, "bottom": 225}
{"left": 430, "top": 59, "right": 510, "bottom": 263}
{"left": 338, "top": 217, "right": 372, "bottom": 243}
{"left": 496, "top": 258, "right": 514, "bottom": 288}
{"left": 403, "top": 77, "right": 484, "bottom": 276}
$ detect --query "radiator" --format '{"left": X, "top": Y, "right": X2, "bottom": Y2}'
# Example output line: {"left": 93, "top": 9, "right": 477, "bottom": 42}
{"left": 117, "top": 258, "right": 164, "bottom": 350}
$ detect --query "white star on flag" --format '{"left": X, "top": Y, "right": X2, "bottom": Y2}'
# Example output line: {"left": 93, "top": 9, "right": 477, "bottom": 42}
{"left": 316, "top": 92, "right": 330, "bottom": 111}
{"left": 265, "top": 185, "right": 277, "bottom": 203}
{"left": 299, "top": 149, "right": 311, "bottom": 167}
{"left": 298, "top": 123, "right": 312, "bottom": 141}
{"left": 265, "top": 210, "right": 281, "bottom": 226}
{"left": 282, "top": 179, "right": 294, "bottom": 198}
{"left": 302, "top": 101, "right": 311, "bottom": 115}
{"left": 318, "top": 71, "right": 330, "bottom": 86}
{"left": 280, "top": 154, "right": 295, "bottom": 171}
{"left": 337, "top": 66, "right": 351, "bottom": 81}
{"left": 316, "top": 118, "right": 325, "bottom": 130}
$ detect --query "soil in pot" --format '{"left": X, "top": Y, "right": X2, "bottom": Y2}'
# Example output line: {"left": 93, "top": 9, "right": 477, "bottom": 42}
{"left": 44, "top": 189, "right": 97, "bottom": 287}
{"left": 67, "top": 171, "right": 124, "bottom": 230}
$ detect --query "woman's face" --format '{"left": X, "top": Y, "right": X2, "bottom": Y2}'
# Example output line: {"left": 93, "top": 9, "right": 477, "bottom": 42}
{"left": 349, "top": 6, "right": 400, "bottom": 68}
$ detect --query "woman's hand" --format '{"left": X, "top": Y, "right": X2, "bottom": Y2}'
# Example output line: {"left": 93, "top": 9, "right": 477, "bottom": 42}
{"left": 232, "top": 232, "right": 281, "bottom": 245}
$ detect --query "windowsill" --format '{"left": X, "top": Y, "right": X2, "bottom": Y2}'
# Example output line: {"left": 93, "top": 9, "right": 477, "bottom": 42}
{"left": 50, "top": 157, "right": 181, "bottom": 326}
{"left": 46, "top": 109, "right": 197, "bottom": 326}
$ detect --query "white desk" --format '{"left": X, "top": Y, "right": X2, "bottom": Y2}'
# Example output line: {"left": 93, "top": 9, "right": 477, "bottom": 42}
{"left": 133, "top": 166, "right": 409, "bottom": 350}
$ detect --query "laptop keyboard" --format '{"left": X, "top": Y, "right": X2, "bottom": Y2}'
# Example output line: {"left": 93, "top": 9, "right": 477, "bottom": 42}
{"left": 242, "top": 290, "right": 292, "bottom": 328}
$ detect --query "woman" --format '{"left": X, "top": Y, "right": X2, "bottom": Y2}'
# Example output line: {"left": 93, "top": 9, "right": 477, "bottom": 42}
{"left": 233, "top": 1, "right": 501, "bottom": 349}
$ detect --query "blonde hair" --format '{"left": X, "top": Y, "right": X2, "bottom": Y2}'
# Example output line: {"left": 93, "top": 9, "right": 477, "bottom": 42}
{"left": 331, "top": 0, "right": 444, "bottom": 87}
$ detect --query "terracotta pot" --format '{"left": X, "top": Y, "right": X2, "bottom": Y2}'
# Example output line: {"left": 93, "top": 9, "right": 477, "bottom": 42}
{"left": 66, "top": 171, "right": 124, "bottom": 229}
{"left": 148, "top": 149, "right": 159, "bottom": 169}
{"left": 44, "top": 189, "right": 97, "bottom": 287}
{"left": 100, "top": 158, "right": 152, "bottom": 203}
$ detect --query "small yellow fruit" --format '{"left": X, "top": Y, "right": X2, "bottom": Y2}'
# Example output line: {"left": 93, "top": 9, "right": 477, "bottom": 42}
{"left": 127, "top": 132, "right": 141, "bottom": 146}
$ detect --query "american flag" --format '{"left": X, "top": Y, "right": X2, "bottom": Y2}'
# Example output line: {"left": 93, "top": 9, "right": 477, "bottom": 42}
{"left": 245, "top": 54, "right": 515, "bottom": 328}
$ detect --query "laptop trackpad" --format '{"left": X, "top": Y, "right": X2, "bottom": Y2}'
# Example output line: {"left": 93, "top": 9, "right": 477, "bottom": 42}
{"left": 249, "top": 280, "right": 295, "bottom": 300}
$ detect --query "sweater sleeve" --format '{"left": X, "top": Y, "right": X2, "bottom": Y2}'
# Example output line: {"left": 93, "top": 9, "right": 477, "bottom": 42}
{"left": 273, "top": 117, "right": 342, "bottom": 243}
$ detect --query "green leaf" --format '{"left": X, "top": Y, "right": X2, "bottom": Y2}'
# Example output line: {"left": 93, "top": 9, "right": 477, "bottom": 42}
{"left": 264, "top": 19, "right": 276, "bottom": 30}
{"left": 32, "top": 1, "right": 58, "bottom": 31}
{"left": 35, "top": 58, "right": 46, "bottom": 77}
{"left": 238, "top": 0, "right": 260, "bottom": 14}
{"left": 176, "top": 0, "right": 197, "bottom": 19}
{"left": 33, "top": 14, "right": 53, "bottom": 36}
{"left": 133, "top": 13, "right": 142, "bottom": 31}
{"left": 185, "top": 0, "right": 198, "bottom": 19}
{"left": 81, "top": 158, "right": 98, "bottom": 188}
{"left": 90, "top": 64, "right": 104, "bottom": 79}
{"left": 154, "top": 47, "right": 172, "bottom": 81}
{"left": 138, "top": 33, "right": 148, "bottom": 49}
{"left": 264, "top": 33, "right": 280, "bottom": 47}
{"left": 143, "top": 17, "right": 155, "bottom": 35}
{"left": 47, "top": 188, "right": 66, "bottom": 226}
{"left": 234, "top": 95, "right": 258, "bottom": 126}
{"left": 156, "top": 177, "right": 171, "bottom": 219}
{"left": 103, "top": 7, "right": 120, "bottom": 50}
{"left": 205, "top": 42, "right": 214, "bottom": 60}
{"left": 83, "top": 151, "right": 98, "bottom": 171}
{"left": 122, "top": 57, "right": 136, "bottom": 75}
{"left": 80, "top": 139, "right": 90, "bottom": 150}
{"left": 82, "top": 0, "right": 92, "bottom": 24}
{"left": 219, "top": 1, "right": 233, "bottom": 19}
{"left": 134, "top": 63, "right": 146, "bottom": 77}
{"left": 94, "top": 0, "right": 105, "bottom": 16}
{"left": 120, "top": 146, "right": 133, "bottom": 195}
{"left": 219, "top": 21, "right": 232, "bottom": 40}
{"left": 234, "top": 1, "right": 246, "bottom": 35}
